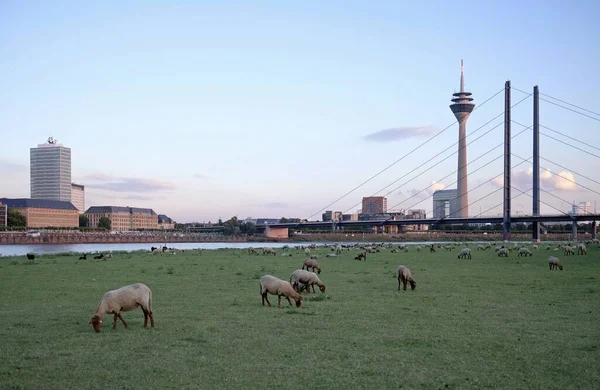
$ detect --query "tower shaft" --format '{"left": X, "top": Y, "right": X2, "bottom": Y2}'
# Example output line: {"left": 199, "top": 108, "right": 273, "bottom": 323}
{"left": 449, "top": 60, "right": 475, "bottom": 218}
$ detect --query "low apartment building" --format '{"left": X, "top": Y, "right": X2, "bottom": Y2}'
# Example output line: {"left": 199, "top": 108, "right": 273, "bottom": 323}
{"left": 85, "top": 206, "right": 158, "bottom": 231}
{"left": 0, "top": 198, "right": 78, "bottom": 228}
{"left": 158, "top": 214, "right": 176, "bottom": 229}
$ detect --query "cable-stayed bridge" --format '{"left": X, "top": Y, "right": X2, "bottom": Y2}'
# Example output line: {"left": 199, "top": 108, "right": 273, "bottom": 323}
{"left": 260, "top": 81, "right": 600, "bottom": 241}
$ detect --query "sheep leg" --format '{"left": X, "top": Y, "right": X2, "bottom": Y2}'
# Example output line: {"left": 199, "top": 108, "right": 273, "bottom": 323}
{"left": 117, "top": 313, "right": 128, "bottom": 328}
{"left": 397, "top": 278, "right": 401, "bottom": 291}
{"left": 148, "top": 311, "right": 155, "bottom": 328}
{"left": 262, "top": 293, "right": 271, "bottom": 307}
{"left": 112, "top": 314, "right": 119, "bottom": 330}
{"left": 278, "top": 295, "right": 282, "bottom": 308}
{"left": 403, "top": 279, "right": 408, "bottom": 291}
{"left": 286, "top": 296, "right": 292, "bottom": 306}
{"left": 142, "top": 309, "right": 149, "bottom": 328}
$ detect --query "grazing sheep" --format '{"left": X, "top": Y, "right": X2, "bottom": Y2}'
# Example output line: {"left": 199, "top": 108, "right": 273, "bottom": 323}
{"left": 532, "top": 245, "right": 538, "bottom": 250}
{"left": 354, "top": 252, "right": 367, "bottom": 261}
{"left": 248, "top": 247, "right": 258, "bottom": 255}
{"left": 564, "top": 246, "right": 575, "bottom": 256}
{"left": 518, "top": 247, "right": 532, "bottom": 257}
{"left": 302, "top": 258, "right": 322, "bottom": 274}
{"left": 281, "top": 253, "right": 292, "bottom": 257}
{"left": 310, "top": 254, "right": 319, "bottom": 260}
{"left": 477, "top": 244, "right": 486, "bottom": 251}
{"left": 89, "top": 283, "right": 154, "bottom": 333}
{"left": 326, "top": 253, "right": 337, "bottom": 258}
{"left": 335, "top": 245, "right": 342, "bottom": 255}
{"left": 458, "top": 248, "right": 472, "bottom": 259}
{"left": 548, "top": 256, "right": 563, "bottom": 271}
{"left": 430, "top": 245, "right": 436, "bottom": 253}
{"left": 416, "top": 246, "right": 421, "bottom": 252}
{"left": 397, "top": 265, "right": 416, "bottom": 291}
{"left": 259, "top": 275, "right": 303, "bottom": 308}
{"left": 150, "top": 246, "right": 157, "bottom": 252}
{"left": 93, "top": 254, "right": 104, "bottom": 260}
{"left": 26, "top": 253, "right": 35, "bottom": 261}
{"left": 78, "top": 254, "right": 88, "bottom": 260}
{"left": 497, "top": 248, "right": 509, "bottom": 257}
{"left": 304, "top": 248, "right": 311, "bottom": 256}
{"left": 577, "top": 244, "right": 587, "bottom": 255}
{"left": 290, "top": 269, "right": 326, "bottom": 293}
{"left": 262, "top": 248, "right": 276, "bottom": 256}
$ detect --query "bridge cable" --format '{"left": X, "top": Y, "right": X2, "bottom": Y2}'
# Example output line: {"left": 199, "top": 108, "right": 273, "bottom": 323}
{"left": 340, "top": 93, "right": 532, "bottom": 218}
{"left": 513, "top": 86, "right": 600, "bottom": 121}
{"left": 473, "top": 187, "right": 532, "bottom": 219}
{"left": 342, "top": 118, "right": 505, "bottom": 215}
{"left": 512, "top": 153, "right": 600, "bottom": 197}
{"left": 429, "top": 157, "right": 532, "bottom": 223}
{"left": 510, "top": 119, "right": 600, "bottom": 160}
{"left": 540, "top": 124, "right": 600, "bottom": 153}
{"left": 305, "top": 87, "right": 506, "bottom": 220}
{"left": 540, "top": 157, "right": 600, "bottom": 188}
{"left": 382, "top": 127, "right": 532, "bottom": 221}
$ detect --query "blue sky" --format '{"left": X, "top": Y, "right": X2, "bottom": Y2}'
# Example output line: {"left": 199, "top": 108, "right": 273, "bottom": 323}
{"left": 1, "top": 1, "right": 599, "bottom": 222}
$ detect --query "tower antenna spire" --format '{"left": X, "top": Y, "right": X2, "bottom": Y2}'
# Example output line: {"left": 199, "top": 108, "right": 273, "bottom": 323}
{"left": 460, "top": 59, "right": 465, "bottom": 93}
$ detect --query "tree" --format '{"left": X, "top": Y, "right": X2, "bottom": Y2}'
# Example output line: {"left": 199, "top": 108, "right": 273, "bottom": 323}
{"left": 280, "top": 217, "right": 289, "bottom": 223}
{"left": 240, "top": 222, "right": 256, "bottom": 235}
{"left": 7, "top": 209, "right": 27, "bottom": 227}
{"left": 222, "top": 216, "right": 240, "bottom": 235}
{"left": 98, "top": 216, "right": 111, "bottom": 230}
{"left": 79, "top": 214, "right": 89, "bottom": 228}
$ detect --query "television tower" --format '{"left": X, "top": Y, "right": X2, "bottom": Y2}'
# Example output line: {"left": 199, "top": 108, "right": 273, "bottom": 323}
{"left": 450, "top": 60, "right": 475, "bottom": 217}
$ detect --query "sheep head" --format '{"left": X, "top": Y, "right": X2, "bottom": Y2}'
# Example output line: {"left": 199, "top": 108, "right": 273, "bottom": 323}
{"left": 558, "top": 265, "right": 563, "bottom": 271}
{"left": 319, "top": 285, "right": 326, "bottom": 293}
{"left": 89, "top": 315, "right": 103, "bottom": 333}
{"left": 294, "top": 297, "right": 303, "bottom": 307}
{"left": 409, "top": 280, "right": 417, "bottom": 290}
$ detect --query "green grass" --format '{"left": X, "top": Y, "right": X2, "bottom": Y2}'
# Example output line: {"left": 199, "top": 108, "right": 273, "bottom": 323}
{"left": 0, "top": 245, "right": 599, "bottom": 389}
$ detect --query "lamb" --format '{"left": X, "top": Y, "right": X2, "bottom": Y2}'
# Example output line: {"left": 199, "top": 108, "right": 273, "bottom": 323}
{"left": 89, "top": 283, "right": 154, "bottom": 333}
{"left": 302, "top": 258, "right": 322, "bottom": 274}
{"left": 497, "top": 248, "right": 509, "bottom": 257}
{"left": 259, "top": 275, "right": 303, "bottom": 307}
{"left": 458, "top": 248, "right": 471, "bottom": 259}
{"left": 354, "top": 252, "right": 366, "bottom": 261}
{"left": 290, "top": 269, "right": 326, "bottom": 293}
{"left": 548, "top": 256, "right": 563, "bottom": 271}
{"left": 518, "top": 247, "right": 532, "bottom": 257}
{"left": 335, "top": 244, "right": 342, "bottom": 255}
{"left": 397, "top": 265, "right": 416, "bottom": 291}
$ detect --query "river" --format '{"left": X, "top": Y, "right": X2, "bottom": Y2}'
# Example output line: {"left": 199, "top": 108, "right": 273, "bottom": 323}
{"left": 0, "top": 241, "right": 475, "bottom": 257}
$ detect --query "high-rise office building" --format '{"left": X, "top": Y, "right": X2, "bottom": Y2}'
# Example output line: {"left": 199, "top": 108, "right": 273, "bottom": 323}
{"left": 30, "top": 137, "right": 71, "bottom": 202}
{"left": 71, "top": 183, "right": 85, "bottom": 214}
{"left": 433, "top": 189, "right": 459, "bottom": 219}
{"left": 361, "top": 197, "right": 387, "bottom": 215}
{"left": 572, "top": 201, "right": 591, "bottom": 215}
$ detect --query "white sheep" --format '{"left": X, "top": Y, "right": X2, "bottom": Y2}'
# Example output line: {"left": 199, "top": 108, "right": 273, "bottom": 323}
{"left": 326, "top": 253, "right": 337, "bottom": 258}
{"left": 335, "top": 244, "right": 342, "bottom": 255}
{"left": 518, "top": 247, "right": 532, "bottom": 257}
{"left": 304, "top": 248, "right": 311, "bottom": 256}
{"left": 259, "top": 275, "right": 303, "bottom": 307}
{"left": 497, "top": 248, "right": 509, "bottom": 257}
{"left": 302, "top": 258, "right": 322, "bottom": 274}
{"left": 290, "top": 269, "right": 326, "bottom": 293}
{"left": 548, "top": 256, "right": 563, "bottom": 271}
{"left": 262, "top": 248, "right": 276, "bottom": 256}
{"left": 458, "top": 248, "right": 472, "bottom": 259}
{"left": 564, "top": 246, "right": 575, "bottom": 256}
{"left": 577, "top": 243, "right": 587, "bottom": 255}
{"left": 89, "top": 283, "right": 154, "bottom": 333}
{"left": 397, "top": 265, "right": 416, "bottom": 291}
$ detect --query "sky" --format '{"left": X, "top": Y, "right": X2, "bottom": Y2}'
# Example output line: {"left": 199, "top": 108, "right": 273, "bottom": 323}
{"left": 1, "top": 0, "right": 599, "bottom": 223}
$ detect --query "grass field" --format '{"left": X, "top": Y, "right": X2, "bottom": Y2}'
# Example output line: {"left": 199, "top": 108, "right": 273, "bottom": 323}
{"left": 0, "top": 244, "right": 599, "bottom": 389}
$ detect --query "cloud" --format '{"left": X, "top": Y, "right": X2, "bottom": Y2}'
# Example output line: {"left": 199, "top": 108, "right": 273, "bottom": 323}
{"left": 363, "top": 126, "right": 438, "bottom": 142}
{"left": 492, "top": 168, "right": 576, "bottom": 191}
{"left": 119, "top": 195, "right": 166, "bottom": 201}
{"left": 79, "top": 173, "right": 114, "bottom": 181}
{"left": 403, "top": 181, "right": 447, "bottom": 199}
{"left": 85, "top": 177, "right": 175, "bottom": 193}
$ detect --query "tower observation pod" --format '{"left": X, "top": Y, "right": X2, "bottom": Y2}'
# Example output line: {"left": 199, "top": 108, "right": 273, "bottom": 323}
{"left": 449, "top": 60, "right": 475, "bottom": 218}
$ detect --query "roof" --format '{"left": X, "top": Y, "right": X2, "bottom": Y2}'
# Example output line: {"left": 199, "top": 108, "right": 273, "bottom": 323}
{"left": 85, "top": 206, "right": 157, "bottom": 215}
{"left": 0, "top": 198, "right": 78, "bottom": 211}
{"left": 158, "top": 214, "right": 173, "bottom": 223}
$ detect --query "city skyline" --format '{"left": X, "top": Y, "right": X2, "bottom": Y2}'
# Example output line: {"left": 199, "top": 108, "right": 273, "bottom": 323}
{"left": 1, "top": 2, "right": 599, "bottom": 223}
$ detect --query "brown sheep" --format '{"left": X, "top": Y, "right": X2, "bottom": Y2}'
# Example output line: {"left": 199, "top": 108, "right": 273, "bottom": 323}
{"left": 397, "top": 265, "right": 416, "bottom": 291}
{"left": 302, "top": 258, "right": 322, "bottom": 274}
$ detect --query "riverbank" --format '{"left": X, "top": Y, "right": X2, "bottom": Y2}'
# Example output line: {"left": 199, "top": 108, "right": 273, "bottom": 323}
{"left": 0, "top": 230, "right": 580, "bottom": 245}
